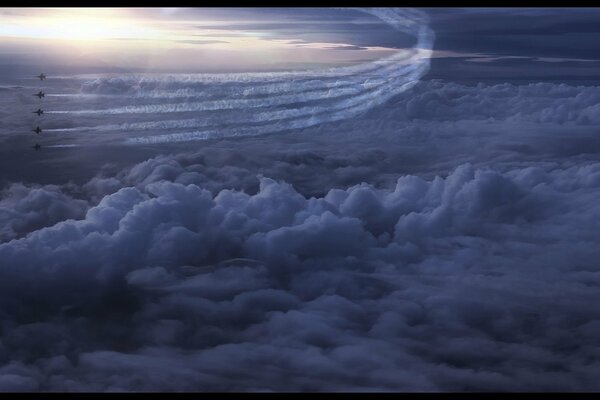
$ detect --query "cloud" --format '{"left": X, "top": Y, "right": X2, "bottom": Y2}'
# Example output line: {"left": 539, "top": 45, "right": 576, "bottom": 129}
{"left": 2, "top": 79, "right": 600, "bottom": 391}
{"left": 1, "top": 155, "right": 600, "bottom": 390}
{"left": 393, "top": 80, "right": 600, "bottom": 125}
{"left": 324, "top": 45, "right": 368, "bottom": 51}
{"left": 175, "top": 40, "right": 229, "bottom": 45}
{"left": 0, "top": 183, "right": 88, "bottom": 242}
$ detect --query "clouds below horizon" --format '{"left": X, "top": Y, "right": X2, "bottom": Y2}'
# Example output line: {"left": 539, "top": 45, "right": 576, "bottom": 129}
{"left": 1, "top": 160, "right": 600, "bottom": 391}
{"left": 1, "top": 79, "right": 600, "bottom": 391}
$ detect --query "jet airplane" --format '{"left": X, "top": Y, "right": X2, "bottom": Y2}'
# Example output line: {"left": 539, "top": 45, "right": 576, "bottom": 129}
{"left": 33, "top": 91, "right": 45, "bottom": 99}
{"left": 33, "top": 126, "right": 42, "bottom": 135}
{"left": 36, "top": 73, "right": 46, "bottom": 80}
{"left": 33, "top": 109, "right": 44, "bottom": 116}
{"left": 33, "top": 143, "right": 41, "bottom": 151}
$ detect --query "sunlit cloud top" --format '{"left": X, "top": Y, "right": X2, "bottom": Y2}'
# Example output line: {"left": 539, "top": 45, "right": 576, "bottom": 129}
{"left": 0, "top": 7, "right": 410, "bottom": 73}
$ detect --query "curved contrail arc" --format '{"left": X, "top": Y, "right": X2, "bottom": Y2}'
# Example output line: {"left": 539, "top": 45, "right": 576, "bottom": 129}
{"left": 48, "top": 8, "right": 434, "bottom": 144}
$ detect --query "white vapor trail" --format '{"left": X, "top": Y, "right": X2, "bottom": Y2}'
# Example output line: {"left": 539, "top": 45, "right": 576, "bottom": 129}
{"left": 50, "top": 8, "right": 434, "bottom": 144}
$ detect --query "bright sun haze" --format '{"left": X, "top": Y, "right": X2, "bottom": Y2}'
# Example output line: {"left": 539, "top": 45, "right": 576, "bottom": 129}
{"left": 0, "top": 7, "right": 401, "bottom": 73}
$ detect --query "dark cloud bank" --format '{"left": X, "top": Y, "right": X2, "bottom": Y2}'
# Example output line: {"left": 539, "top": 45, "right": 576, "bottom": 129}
{"left": 1, "top": 80, "right": 600, "bottom": 391}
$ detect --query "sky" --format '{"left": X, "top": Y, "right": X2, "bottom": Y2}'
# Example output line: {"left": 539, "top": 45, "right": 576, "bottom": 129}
{"left": 2, "top": 7, "right": 600, "bottom": 81}
{"left": 425, "top": 7, "right": 600, "bottom": 84}
{"left": 1, "top": 7, "right": 600, "bottom": 392}
{"left": 0, "top": 8, "right": 404, "bottom": 73}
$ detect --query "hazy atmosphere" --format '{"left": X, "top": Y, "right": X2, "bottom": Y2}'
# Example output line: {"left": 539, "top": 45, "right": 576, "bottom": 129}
{"left": 1, "top": 7, "right": 600, "bottom": 392}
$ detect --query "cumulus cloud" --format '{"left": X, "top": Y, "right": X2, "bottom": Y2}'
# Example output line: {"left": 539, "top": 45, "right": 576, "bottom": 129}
{"left": 0, "top": 183, "right": 88, "bottom": 242}
{"left": 1, "top": 156, "right": 600, "bottom": 391}
{"left": 381, "top": 80, "right": 600, "bottom": 125}
{"left": 2, "top": 78, "right": 600, "bottom": 391}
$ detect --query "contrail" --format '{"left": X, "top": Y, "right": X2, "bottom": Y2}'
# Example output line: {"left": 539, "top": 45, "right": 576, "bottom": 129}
{"left": 48, "top": 85, "right": 367, "bottom": 115}
{"left": 44, "top": 128, "right": 83, "bottom": 132}
{"left": 50, "top": 49, "right": 419, "bottom": 115}
{"left": 47, "top": 94, "right": 86, "bottom": 97}
{"left": 50, "top": 63, "right": 418, "bottom": 116}
{"left": 77, "top": 72, "right": 389, "bottom": 100}
{"left": 126, "top": 73, "right": 423, "bottom": 144}
{"left": 54, "top": 8, "right": 435, "bottom": 144}
{"left": 48, "top": 60, "right": 425, "bottom": 134}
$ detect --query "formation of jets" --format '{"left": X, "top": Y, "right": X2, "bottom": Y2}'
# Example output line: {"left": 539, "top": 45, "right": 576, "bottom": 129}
{"left": 31, "top": 74, "right": 46, "bottom": 150}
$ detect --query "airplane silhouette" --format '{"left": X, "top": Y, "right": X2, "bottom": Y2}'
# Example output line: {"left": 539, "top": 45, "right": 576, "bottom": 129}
{"left": 33, "top": 91, "right": 45, "bottom": 99}
{"left": 33, "top": 126, "right": 42, "bottom": 134}
{"left": 36, "top": 73, "right": 46, "bottom": 80}
{"left": 33, "top": 143, "right": 41, "bottom": 151}
{"left": 33, "top": 109, "right": 44, "bottom": 116}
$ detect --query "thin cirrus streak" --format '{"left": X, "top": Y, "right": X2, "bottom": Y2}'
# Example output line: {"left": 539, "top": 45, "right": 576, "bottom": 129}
{"left": 45, "top": 8, "right": 434, "bottom": 145}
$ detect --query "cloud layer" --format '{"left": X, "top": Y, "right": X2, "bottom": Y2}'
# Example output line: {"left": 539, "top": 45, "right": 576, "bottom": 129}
{"left": 1, "top": 78, "right": 600, "bottom": 391}
{"left": 1, "top": 158, "right": 600, "bottom": 391}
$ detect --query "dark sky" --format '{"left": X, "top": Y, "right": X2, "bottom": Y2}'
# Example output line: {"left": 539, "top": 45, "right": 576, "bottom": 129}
{"left": 423, "top": 7, "right": 600, "bottom": 84}
{"left": 167, "top": 7, "right": 600, "bottom": 84}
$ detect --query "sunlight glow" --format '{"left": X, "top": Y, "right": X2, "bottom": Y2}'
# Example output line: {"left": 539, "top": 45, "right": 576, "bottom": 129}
{"left": 0, "top": 8, "right": 164, "bottom": 41}
{"left": 0, "top": 7, "right": 403, "bottom": 72}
